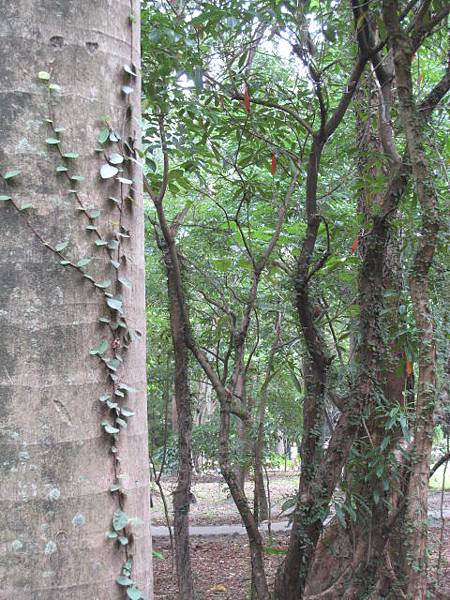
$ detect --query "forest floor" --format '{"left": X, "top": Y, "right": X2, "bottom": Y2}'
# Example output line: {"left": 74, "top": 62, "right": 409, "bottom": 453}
{"left": 152, "top": 472, "right": 450, "bottom": 599}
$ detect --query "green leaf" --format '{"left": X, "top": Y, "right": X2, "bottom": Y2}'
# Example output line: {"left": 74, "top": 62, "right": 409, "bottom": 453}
{"left": 3, "top": 170, "right": 21, "bottom": 180}
{"left": 106, "top": 531, "right": 118, "bottom": 539}
{"left": 86, "top": 225, "right": 98, "bottom": 231}
{"left": 55, "top": 241, "right": 69, "bottom": 252}
{"left": 127, "top": 588, "right": 143, "bottom": 600}
{"left": 90, "top": 340, "right": 108, "bottom": 356}
{"left": 193, "top": 66, "right": 204, "bottom": 93}
{"left": 112, "top": 510, "right": 129, "bottom": 531}
{"left": 122, "top": 85, "right": 134, "bottom": 95}
{"left": 118, "top": 275, "right": 131, "bottom": 288}
{"left": 48, "top": 83, "right": 61, "bottom": 93}
{"left": 70, "top": 175, "right": 84, "bottom": 182}
{"left": 102, "top": 421, "right": 120, "bottom": 435}
{"left": 56, "top": 165, "right": 68, "bottom": 172}
{"left": 99, "top": 394, "right": 111, "bottom": 403}
{"left": 111, "top": 260, "right": 121, "bottom": 269}
{"left": 37, "top": 71, "right": 50, "bottom": 80}
{"left": 107, "top": 297, "right": 123, "bottom": 312}
{"left": 109, "top": 153, "right": 124, "bottom": 165}
{"left": 46, "top": 137, "right": 60, "bottom": 145}
{"left": 95, "top": 280, "right": 112, "bottom": 289}
{"left": 60, "top": 260, "right": 70, "bottom": 266}
{"left": 118, "top": 383, "right": 137, "bottom": 393}
{"left": 62, "top": 152, "right": 79, "bottom": 159}
{"left": 123, "top": 64, "right": 137, "bottom": 77}
{"left": 95, "top": 239, "right": 108, "bottom": 246}
{"left": 118, "top": 535, "right": 129, "bottom": 545}
{"left": 152, "top": 550, "right": 165, "bottom": 560}
{"left": 117, "top": 575, "right": 134, "bottom": 586}
{"left": 100, "top": 164, "right": 119, "bottom": 179}
{"left": 117, "top": 177, "right": 133, "bottom": 185}
{"left": 121, "top": 408, "right": 135, "bottom": 417}
{"left": 107, "top": 239, "right": 119, "bottom": 250}
{"left": 19, "top": 203, "right": 34, "bottom": 211}
{"left": 97, "top": 128, "right": 110, "bottom": 144}
{"left": 110, "top": 483, "right": 121, "bottom": 493}
{"left": 0, "top": 195, "right": 12, "bottom": 202}
{"left": 87, "top": 209, "right": 101, "bottom": 219}
{"left": 77, "top": 258, "right": 92, "bottom": 268}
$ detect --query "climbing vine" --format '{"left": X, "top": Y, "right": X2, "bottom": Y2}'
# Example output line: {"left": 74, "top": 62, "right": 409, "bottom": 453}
{"left": 0, "top": 44, "right": 147, "bottom": 600}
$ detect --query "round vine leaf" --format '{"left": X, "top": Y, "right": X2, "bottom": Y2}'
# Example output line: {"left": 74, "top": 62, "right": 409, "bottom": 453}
{"left": 19, "top": 203, "right": 34, "bottom": 211}
{"left": 100, "top": 163, "right": 119, "bottom": 179}
{"left": 77, "top": 258, "right": 92, "bottom": 268}
{"left": 99, "top": 394, "right": 111, "bottom": 403}
{"left": 95, "top": 279, "right": 112, "bottom": 289}
{"left": 107, "top": 297, "right": 123, "bottom": 312}
{"left": 123, "top": 64, "right": 137, "bottom": 76}
{"left": 121, "top": 408, "right": 135, "bottom": 417}
{"left": 117, "top": 575, "right": 133, "bottom": 586}
{"left": 118, "top": 535, "right": 129, "bottom": 545}
{"left": 107, "top": 239, "right": 119, "bottom": 250}
{"left": 55, "top": 241, "right": 69, "bottom": 252}
{"left": 37, "top": 71, "right": 50, "bottom": 80}
{"left": 117, "top": 176, "right": 133, "bottom": 185}
{"left": 110, "top": 259, "right": 120, "bottom": 269}
{"left": 121, "top": 85, "right": 134, "bottom": 95}
{"left": 109, "top": 152, "right": 124, "bottom": 165}
{"left": 0, "top": 195, "right": 12, "bottom": 202}
{"left": 87, "top": 209, "right": 101, "bottom": 219}
{"left": 56, "top": 165, "right": 68, "bottom": 172}
{"left": 49, "top": 83, "right": 61, "bottom": 93}
{"left": 46, "top": 137, "right": 60, "bottom": 145}
{"left": 70, "top": 175, "right": 84, "bottom": 182}
{"left": 127, "top": 588, "right": 143, "bottom": 600}
{"left": 97, "top": 128, "right": 110, "bottom": 144}
{"left": 3, "top": 169, "right": 21, "bottom": 180}
{"left": 106, "top": 531, "right": 118, "bottom": 539}
{"left": 95, "top": 239, "right": 108, "bottom": 246}
{"left": 63, "top": 152, "right": 79, "bottom": 159}
{"left": 90, "top": 339, "right": 108, "bottom": 356}
{"left": 102, "top": 422, "right": 120, "bottom": 435}
{"left": 118, "top": 275, "right": 131, "bottom": 289}
{"left": 118, "top": 383, "right": 136, "bottom": 393}
{"left": 112, "top": 510, "right": 129, "bottom": 531}
{"left": 116, "top": 418, "right": 128, "bottom": 428}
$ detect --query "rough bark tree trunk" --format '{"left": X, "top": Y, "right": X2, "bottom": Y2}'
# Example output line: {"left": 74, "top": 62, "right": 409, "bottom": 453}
{"left": 383, "top": 4, "right": 442, "bottom": 597}
{"left": 0, "top": 1, "right": 152, "bottom": 598}
{"left": 166, "top": 258, "right": 194, "bottom": 600}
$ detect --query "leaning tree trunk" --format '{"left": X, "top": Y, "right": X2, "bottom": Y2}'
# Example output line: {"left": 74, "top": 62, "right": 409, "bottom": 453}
{"left": 0, "top": 2, "right": 152, "bottom": 598}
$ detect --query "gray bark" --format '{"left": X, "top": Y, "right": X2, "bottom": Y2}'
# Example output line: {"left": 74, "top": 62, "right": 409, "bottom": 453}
{"left": 0, "top": 1, "right": 152, "bottom": 598}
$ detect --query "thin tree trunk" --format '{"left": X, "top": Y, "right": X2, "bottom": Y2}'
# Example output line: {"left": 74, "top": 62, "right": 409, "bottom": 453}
{"left": 0, "top": 2, "right": 152, "bottom": 597}
{"left": 162, "top": 239, "right": 194, "bottom": 599}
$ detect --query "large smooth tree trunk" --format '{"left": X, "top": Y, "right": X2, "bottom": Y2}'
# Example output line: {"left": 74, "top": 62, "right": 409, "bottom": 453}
{"left": 0, "top": 2, "right": 152, "bottom": 598}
